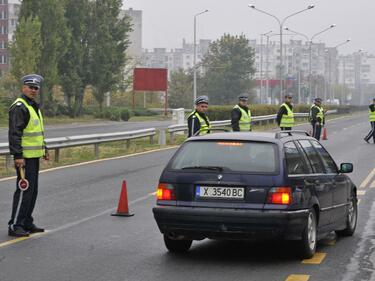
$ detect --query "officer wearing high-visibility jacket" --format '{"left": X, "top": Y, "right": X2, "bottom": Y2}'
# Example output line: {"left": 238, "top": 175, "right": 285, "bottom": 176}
{"left": 277, "top": 93, "right": 294, "bottom": 130}
{"left": 231, "top": 94, "right": 252, "bottom": 132}
{"left": 364, "top": 98, "right": 375, "bottom": 144}
{"left": 188, "top": 95, "right": 211, "bottom": 137}
{"left": 309, "top": 98, "right": 325, "bottom": 140}
{"left": 8, "top": 74, "right": 49, "bottom": 237}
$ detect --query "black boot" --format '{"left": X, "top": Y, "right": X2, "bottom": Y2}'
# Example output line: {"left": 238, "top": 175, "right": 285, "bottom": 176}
{"left": 25, "top": 224, "right": 45, "bottom": 233}
{"left": 8, "top": 226, "right": 30, "bottom": 237}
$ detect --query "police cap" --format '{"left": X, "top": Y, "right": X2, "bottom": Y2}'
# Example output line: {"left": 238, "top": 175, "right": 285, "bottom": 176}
{"left": 314, "top": 97, "right": 322, "bottom": 102}
{"left": 21, "top": 74, "right": 44, "bottom": 89}
{"left": 238, "top": 94, "right": 249, "bottom": 101}
{"left": 285, "top": 93, "right": 293, "bottom": 98}
{"left": 195, "top": 95, "right": 209, "bottom": 105}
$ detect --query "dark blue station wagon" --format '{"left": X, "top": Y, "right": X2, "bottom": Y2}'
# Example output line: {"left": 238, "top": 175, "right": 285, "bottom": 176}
{"left": 152, "top": 131, "right": 357, "bottom": 258}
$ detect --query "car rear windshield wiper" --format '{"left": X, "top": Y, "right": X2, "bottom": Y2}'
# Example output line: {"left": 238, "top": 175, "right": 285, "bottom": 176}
{"left": 181, "top": 166, "right": 224, "bottom": 171}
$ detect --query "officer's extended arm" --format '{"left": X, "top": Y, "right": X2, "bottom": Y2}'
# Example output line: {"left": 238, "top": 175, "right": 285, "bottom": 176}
{"left": 276, "top": 106, "right": 286, "bottom": 126}
{"left": 8, "top": 105, "right": 28, "bottom": 160}
{"left": 231, "top": 108, "right": 241, "bottom": 132}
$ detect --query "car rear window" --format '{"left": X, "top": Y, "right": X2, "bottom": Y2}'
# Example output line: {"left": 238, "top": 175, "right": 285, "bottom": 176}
{"left": 169, "top": 141, "right": 278, "bottom": 173}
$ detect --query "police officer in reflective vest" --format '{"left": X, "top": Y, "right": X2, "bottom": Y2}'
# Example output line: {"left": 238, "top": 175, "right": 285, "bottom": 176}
{"left": 309, "top": 98, "right": 325, "bottom": 140}
{"left": 188, "top": 95, "right": 211, "bottom": 137}
{"left": 231, "top": 94, "right": 252, "bottom": 132}
{"left": 364, "top": 98, "right": 375, "bottom": 144}
{"left": 277, "top": 93, "right": 294, "bottom": 131}
{"left": 8, "top": 74, "right": 49, "bottom": 237}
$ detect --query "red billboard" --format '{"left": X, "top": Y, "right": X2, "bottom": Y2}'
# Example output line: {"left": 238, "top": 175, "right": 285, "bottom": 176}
{"left": 133, "top": 68, "right": 168, "bottom": 92}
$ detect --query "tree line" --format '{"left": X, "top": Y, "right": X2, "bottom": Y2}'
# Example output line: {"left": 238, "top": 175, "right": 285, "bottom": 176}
{"left": 169, "top": 34, "right": 256, "bottom": 108}
{"left": 5, "top": 0, "right": 132, "bottom": 117}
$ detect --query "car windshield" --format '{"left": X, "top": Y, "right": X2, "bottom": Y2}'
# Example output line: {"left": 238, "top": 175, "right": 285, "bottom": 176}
{"left": 170, "top": 141, "right": 278, "bottom": 173}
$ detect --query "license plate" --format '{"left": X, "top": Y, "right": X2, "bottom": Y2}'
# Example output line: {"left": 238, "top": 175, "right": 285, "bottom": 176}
{"left": 196, "top": 186, "right": 244, "bottom": 199}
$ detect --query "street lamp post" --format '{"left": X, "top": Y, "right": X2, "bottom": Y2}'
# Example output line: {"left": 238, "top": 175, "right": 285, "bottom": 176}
{"left": 193, "top": 9, "right": 209, "bottom": 105}
{"left": 284, "top": 25, "right": 336, "bottom": 99}
{"left": 260, "top": 31, "right": 272, "bottom": 104}
{"left": 248, "top": 4, "right": 315, "bottom": 103}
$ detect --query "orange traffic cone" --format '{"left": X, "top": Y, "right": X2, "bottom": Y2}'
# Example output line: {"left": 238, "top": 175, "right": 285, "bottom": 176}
{"left": 111, "top": 180, "right": 134, "bottom": 217}
{"left": 322, "top": 127, "right": 328, "bottom": 140}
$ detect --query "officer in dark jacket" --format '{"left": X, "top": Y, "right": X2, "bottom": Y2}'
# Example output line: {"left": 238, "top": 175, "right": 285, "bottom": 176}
{"left": 231, "top": 94, "right": 252, "bottom": 132}
{"left": 310, "top": 98, "right": 325, "bottom": 140}
{"left": 187, "top": 95, "right": 211, "bottom": 137}
{"left": 364, "top": 98, "right": 375, "bottom": 143}
{"left": 8, "top": 74, "right": 49, "bottom": 237}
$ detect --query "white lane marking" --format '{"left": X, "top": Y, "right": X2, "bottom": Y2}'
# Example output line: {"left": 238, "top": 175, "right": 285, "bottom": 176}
{"left": 360, "top": 168, "right": 375, "bottom": 189}
{"left": 0, "top": 146, "right": 178, "bottom": 183}
{"left": 357, "top": 190, "right": 366, "bottom": 196}
{"left": 342, "top": 196, "right": 375, "bottom": 280}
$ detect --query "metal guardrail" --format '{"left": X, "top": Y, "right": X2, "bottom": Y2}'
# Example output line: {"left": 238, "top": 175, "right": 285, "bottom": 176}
{"left": 0, "top": 110, "right": 337, "bottom": 169}
{"left": 0, "top": 128, "right": 156, "bottom": 168}
{"left": 167, "top": 110, "right": 337, "bottom": 144}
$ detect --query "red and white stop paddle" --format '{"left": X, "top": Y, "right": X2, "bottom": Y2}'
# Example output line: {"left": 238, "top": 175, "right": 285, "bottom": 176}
{"left": 18, "top": 167, "right": 29, "bottom": 191}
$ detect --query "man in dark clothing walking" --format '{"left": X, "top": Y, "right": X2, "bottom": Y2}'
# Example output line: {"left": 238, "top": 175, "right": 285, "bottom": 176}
{"left": 364, "top": 98, "right": 375, "bottom": 143}
{"left": 231, "top": 94, "right": 252, "bottom": 132}
{"left": 8, "top": 74, "right": 49, "bottom": 237}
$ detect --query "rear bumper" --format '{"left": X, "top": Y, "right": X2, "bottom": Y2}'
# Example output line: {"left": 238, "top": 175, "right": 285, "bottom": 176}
{"left": 153, "top": 206, "right": 309, "bottom": 240}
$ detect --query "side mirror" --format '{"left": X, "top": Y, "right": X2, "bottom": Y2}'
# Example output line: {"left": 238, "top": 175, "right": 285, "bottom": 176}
{"left": 340, "top": 163, "right": 353, "bottom": 174}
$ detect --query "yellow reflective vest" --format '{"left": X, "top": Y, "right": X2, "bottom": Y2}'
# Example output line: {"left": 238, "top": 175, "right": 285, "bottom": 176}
{"left": 188, "top": 111, "right": 211, "bottom": 136}
{"left": 11, "top": 98, "right": 45, "bottom": 158}
{"left": 370, "top": 108, "right": 375, "bottom": 122}
{"left": 233, "top": 105, "right": 251, "bottom": 131}
{"left": 280, "top": 103, "right": 294, "bottom": 128}
{"left": 310, "top": 105, "right": 324, "bottom": 123}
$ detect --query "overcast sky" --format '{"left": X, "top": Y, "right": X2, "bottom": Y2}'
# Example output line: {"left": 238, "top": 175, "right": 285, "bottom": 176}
{"left": 123, "top": 0, "right": 375, "bottom": 55}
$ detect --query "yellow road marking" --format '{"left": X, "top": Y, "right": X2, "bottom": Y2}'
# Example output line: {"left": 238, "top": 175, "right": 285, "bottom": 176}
{"left": 302, "top": 252, "right": 327, "bottom": 264}
{"left": 360, "top": 168, "right": 375, "bottom": 189}
{"left": 357, "top": 190, "right": 367, "bottom": 196}
{"left": 0, "top": 232, "right": 46, "bottom": 249}
{"left": 285, "top": 275, "right": 310, "bottom": 281}
{"left": 149, "top": 191, "right": 157, "bottom": 196}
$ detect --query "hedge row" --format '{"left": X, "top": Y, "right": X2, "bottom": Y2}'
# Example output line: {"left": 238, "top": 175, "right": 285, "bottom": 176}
{"left": 91, "top": 107, "right": 158, "bottom": 121}
{"left": 207, "top": 104, "right": 349, "bottom": 121}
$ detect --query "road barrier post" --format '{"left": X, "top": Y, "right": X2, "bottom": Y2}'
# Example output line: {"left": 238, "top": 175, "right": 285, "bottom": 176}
{"left": 158, "top": 129, "right": 166, "bottom": 146}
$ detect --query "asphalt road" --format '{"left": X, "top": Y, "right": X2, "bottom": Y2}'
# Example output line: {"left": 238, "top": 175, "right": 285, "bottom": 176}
{"left": 0, "top": 120, "right": 173, "bottom": 142}
{"left": 0, "top": 114, "right": 374, "bottom": 281}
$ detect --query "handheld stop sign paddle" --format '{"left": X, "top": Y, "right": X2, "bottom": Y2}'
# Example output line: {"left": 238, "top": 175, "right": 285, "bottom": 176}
{"left": 18, "top": 167, "right": 29, "bottom": 191}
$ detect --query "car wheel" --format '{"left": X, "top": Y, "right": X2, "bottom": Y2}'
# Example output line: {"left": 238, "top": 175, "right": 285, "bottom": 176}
{"left": 299, "top": 208, "right": 317, "bottom": 259}
{"left": 163, "top": 235, "right": 192, "bottom": 253}
{"left": 336, "top": 196, "right": 357, "bottom": 237}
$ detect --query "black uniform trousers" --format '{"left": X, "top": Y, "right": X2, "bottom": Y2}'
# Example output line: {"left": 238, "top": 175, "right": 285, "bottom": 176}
{"left": 365, "top": 121, "right": 375, "bottom": 143}
{"left": 280, "top": 127, "right": 292, "bottom": 131}
{"left": 311, "top": 122, "right": 322, "bottom": 141}
{"left": 9, "top": 158, "right": 40, "bottom": 230}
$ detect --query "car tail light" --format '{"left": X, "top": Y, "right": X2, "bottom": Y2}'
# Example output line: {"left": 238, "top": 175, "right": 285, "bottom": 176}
{"left": 156, "top": 183, "right": 176, "bottom": 201}
{"left": 267, "top": 187, "right": 292, "bottom": 205}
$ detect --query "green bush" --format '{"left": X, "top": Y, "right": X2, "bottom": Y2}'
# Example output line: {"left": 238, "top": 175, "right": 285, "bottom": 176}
{"left": 120, "top": 108, "right": 131, "bottom": 121}
{"left": 93, "top": 106, "right": 133, "bottom": 121}
{"left": 132, "top": 108, "right": 158, "bottom": 117}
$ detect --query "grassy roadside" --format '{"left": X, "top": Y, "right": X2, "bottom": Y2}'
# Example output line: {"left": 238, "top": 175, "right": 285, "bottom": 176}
{"left": 0, "top": 112, "right": 360, "bottom": 179}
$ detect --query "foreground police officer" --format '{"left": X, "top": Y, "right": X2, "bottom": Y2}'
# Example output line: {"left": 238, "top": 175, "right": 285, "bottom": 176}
{"left": 231, "top": 94, "right": 252, "bottom": 132}
{"left": 188, "top": 95, "right": 211, "bottom": 137}
{"left": 8, "top": 74, "right": 48, "bottom": 237}
{"left": 310, "top": 98, "right": 325, "bottom": 140}
{"left": 364, "top": 98, "right": 375, "bottom": 144}
{"left": 277, "top": 93, "right": 294, "bottom": 130}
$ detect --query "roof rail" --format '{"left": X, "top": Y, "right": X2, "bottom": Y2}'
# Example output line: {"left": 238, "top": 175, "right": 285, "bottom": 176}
{"left": 275, "top": 130, "right": 310, "bottom": 139}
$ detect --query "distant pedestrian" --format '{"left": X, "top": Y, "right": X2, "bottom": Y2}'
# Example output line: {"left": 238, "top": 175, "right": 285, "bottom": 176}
{"left": 277, "top": 93, "right": 294, "bottom": 131}
{"left": 231, "top": 94, "right": 252, "bottom": 132}
{"left": 187, "top": 95, "right": 211, "bottom": 137}
{"left": 309, "top": 98, "right": 325, "bottom": 140}
{"left": 364, "top": 98, "right": 375, "bottom": 144}
{"left": 8, "top": 74, "right": 48, "bottom": 237}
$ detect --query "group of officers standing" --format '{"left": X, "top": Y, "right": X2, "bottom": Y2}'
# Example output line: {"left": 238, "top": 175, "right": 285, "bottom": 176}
{"left": 188, "top": 93, "right": 326, "bottom": 140}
